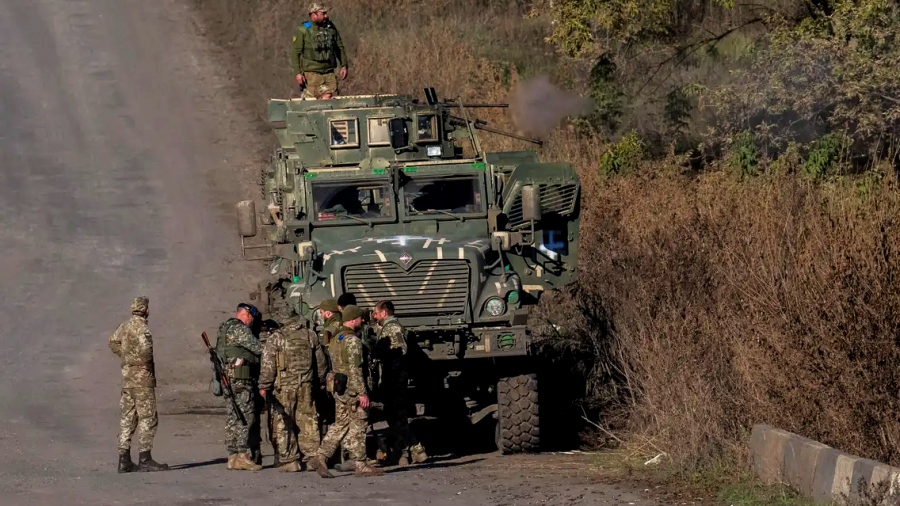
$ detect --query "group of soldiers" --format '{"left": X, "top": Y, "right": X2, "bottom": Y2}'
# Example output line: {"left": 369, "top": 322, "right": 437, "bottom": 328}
{"left": 109, "top": 294, "right": 428, "bottom": 477}
{"left": 107, "top": 3, "right": 385, "bottom": 476}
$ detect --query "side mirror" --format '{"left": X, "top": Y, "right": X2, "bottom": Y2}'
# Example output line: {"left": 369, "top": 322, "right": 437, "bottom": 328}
{"left": 388, "top": 118, "right": 410, "bottom": 150}
{"left": 521, "top": 185, "right": 542, "bottom": 223}
{"left": 236, "top": 200, "right": 257, "bottom": 238}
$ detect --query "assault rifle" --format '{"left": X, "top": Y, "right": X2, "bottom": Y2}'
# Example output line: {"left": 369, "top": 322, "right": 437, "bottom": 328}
{"left": 201, "top": 331, "right": 246, "bottom": 426}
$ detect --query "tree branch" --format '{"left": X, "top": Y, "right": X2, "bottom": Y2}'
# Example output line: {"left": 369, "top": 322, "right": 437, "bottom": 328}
{"left": 636, "top": 18, "right": 764, "bottom": 97}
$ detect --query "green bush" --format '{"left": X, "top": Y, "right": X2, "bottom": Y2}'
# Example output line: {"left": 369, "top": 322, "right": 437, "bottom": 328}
{"left": 599, "top": 131, "right": 644, "bottom": 175}
{"left": 726, "top": 131, "right": 760, "bottom": 177}
{"left": 801, "top": 133, "right": 850, "bottom": 180}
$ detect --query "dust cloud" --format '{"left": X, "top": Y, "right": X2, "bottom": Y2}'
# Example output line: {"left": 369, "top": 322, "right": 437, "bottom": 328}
{"left": 509, "top": 75, "right": 595, "bottom": 138}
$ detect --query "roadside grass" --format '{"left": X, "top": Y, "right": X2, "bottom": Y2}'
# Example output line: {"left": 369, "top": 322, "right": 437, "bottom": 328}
{"left": 589, "top": 449, "right": 832, "bottom": 506}
{"left": 717, "top": 478, "right": 826, "bottom": 506}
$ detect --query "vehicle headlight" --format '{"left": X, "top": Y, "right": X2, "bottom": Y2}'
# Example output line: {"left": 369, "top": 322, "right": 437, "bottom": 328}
{"left": 484, "top": 297, "right": 507, "bottom": 317}
{"left": 426, "top": 145, "right": 442, "bottom": 157}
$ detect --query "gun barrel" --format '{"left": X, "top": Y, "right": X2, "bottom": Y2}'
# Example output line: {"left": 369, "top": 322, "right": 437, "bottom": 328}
{"left": 474, "top": 123, "right": 543, "bottom": 146}
{"left": 445, "top": 103, "right": 509, "bottom": 108}
{"left": 448, "top": 115, "right": 543, "bottom": 146}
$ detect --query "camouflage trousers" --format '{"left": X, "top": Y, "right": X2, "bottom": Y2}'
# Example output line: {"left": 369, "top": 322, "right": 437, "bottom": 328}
{"left": 224, "top": 381, "right": 259, "bottom": 455}
{"left": 271, "top": 383, "right": 320, "bottom": 465}
{"left": 316, "top": 396, "right": 367, "bottom": 462}
{"left": 118, "top": 387, "right": 158, "bottom": 452}
{"left": 301, "top": 70, "right": 338, "bottom": 99}
{"left": 382, "top": 385, "right": 418, "bottom": 454}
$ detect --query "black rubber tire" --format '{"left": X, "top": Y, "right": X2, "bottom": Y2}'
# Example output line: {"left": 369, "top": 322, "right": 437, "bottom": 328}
{"left": 496, "top": 373, "right": 539, "bottom": 453}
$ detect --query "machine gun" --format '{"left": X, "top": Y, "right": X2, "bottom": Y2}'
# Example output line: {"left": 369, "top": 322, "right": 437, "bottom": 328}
{"left": 421, "top": 87, "right": 543, "bottom": 147}
{"left": 448, "top": 115, "right": 543, "bottom": 146}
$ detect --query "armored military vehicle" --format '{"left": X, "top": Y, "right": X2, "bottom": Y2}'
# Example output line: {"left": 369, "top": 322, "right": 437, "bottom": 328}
{"left": 235, "top": 88, "right": 580, "bottom": 453}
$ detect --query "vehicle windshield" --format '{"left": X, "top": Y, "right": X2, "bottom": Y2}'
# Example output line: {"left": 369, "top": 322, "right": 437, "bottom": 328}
{"left": 404, "top": 175, "right": 484, "bottom": 215}
{"left": 311, "top": 180, "right": 394, "bottom": 222}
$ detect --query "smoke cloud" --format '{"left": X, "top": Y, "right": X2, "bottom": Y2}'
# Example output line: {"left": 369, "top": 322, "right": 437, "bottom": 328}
{"left": 509, "top": 75, "right": 595, "bottom": 138}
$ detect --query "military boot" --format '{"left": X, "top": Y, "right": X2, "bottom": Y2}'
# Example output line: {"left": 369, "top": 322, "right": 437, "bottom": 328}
{"left": 410, "top": 443, "right": 429, "bottom": 464}
{"left": 231, "top": 452, "right": 262, "bottom": 471}
{"left": 354, "top": 460, "right": 383, "bottom": 477}
{"left": 334, "top": 459, "right": 356, "bottom": 472}
{"left": 226, "top": 454, "right": 236, "bottom": 470}
{"left": 310, "top": 455, "right": 334, "bottom": 478}
{"left": 278, "top": 460, "right": 300, "bottom": 472}
{"left": 117, "top": 450, "right": 136, "bottom": 473}
{"left": 137, "top": 451, "right": 169, "bottom": 472}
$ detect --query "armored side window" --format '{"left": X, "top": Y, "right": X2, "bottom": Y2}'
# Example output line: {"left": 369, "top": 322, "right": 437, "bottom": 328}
{"left": 330, "top": 119, "right": 359, "bottom": 148}
{"left": 367, "top": 117, "right": 392, "bottom": 146}
{"left": 416, "top": 114, "right": 437, "bottom": 142}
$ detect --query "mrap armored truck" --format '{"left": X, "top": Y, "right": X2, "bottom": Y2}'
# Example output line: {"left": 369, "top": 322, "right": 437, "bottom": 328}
{"left": 235, "top": 88, "right": 580, "bottom": 453}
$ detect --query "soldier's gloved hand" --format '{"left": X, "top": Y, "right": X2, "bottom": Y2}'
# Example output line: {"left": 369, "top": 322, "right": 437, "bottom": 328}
{"left": 339, "top": 67, "right": 348, "bottom": 80}
{"left": 295, "top": 73, "right": 306, "bottom": 86}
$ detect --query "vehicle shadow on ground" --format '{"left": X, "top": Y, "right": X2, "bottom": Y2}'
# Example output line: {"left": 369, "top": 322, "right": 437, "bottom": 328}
{"left": 168, "top": 457, "right": 229, "bottom": 470}
{"left": 381, "top": 456, "right": 486, "bottom": 474}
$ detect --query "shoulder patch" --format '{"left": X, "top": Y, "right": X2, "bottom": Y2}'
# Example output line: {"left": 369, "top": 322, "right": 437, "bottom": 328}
{"left": 292, "top": 35, "right": 297, "bottom": 42}
{"left": 303, "top": 21, "right": 312, "bottom": 28}
{"left": 144, "top": 332, "right": 152, "bottom": 338}
{"left": 337, "top": 333, "right": 345, "bottom": 341}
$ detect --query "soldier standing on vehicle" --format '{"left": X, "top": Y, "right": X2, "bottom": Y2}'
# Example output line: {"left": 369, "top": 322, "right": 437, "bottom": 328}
{"left": 217, "top": 303, "right": 264, "bottom": 471}
{"left": 292, "top": 3, "right": 349, "bottom": 100}
{"left": 258, "top": 309, "right": 329, "bottom": 472}
{"left": 109, "top": 296, "right": 169, "bottom": 473}
{"left": 308, "top": 305, "right": 382, "bottom": 477}
{"left": 372, "top": 300, "right": 428, "bottom": 465}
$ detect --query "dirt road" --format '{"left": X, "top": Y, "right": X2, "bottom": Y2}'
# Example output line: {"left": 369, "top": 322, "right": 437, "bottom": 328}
{"left": 0, "top": 1, "right": 657, "bottom": 504}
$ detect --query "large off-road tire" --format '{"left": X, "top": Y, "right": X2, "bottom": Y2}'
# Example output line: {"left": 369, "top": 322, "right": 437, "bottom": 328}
{"left": 496, "top": 373, "right": 539, "bottom": 453}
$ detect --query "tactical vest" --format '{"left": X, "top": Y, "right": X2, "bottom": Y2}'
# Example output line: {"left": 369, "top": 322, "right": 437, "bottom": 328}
{"left": 329, "top": 330, "right": 347, "bottom": 374}
{"left": 275, "top": 325, "right": 314, "bottom": 390}
{"left": 216, "top": 318, "right": 259, "bottom": 380}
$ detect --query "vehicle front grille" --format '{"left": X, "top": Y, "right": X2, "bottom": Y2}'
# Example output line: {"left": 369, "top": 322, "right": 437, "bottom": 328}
{"left": 507, "top": 183, "right": 579, "bottom": 229}
{"left": 343, "top": 260, "right": 470, "bottom": 316}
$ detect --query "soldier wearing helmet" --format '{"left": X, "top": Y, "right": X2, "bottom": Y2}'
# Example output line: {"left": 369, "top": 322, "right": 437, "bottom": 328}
{"left": 108, "top": 296, "right": 168, "bottom": 473}
{"left": 291, "top": 3, "right": 349, "bottom": 99}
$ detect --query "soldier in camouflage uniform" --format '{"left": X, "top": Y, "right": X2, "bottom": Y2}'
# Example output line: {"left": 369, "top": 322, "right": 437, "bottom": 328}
{"left": 258, "top": 311, "right": 329, "bottom": 472}
{"left": 217, "top": 303, "right": 264, "bottom": 471}
{"left": 319, "top": 298, "right": 342, "bottom": 345}
{"left": 308, "top": 305, "right": 382, "bottom": 477}
{"left": 372, "top": 300, "right": 428, "bottom": 465}
{"left": 292, "top": 3, "right": 349, "bottom": 100}
{"left": 108, "top": 296, "right": 168, "bottom": 473}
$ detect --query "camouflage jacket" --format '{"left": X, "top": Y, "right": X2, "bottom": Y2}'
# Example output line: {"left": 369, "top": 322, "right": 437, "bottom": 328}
{"left": 374, "top": 316, "right": 408, "bottom": 384}
{"left": 291, "top": 19, "right": 349, "bottom": 75}
{"left": 329, "top": 326, "right": 366, "bottom": 401}
{"left": 108, "top": 315, "right": 156, "bottom": 389}
{"left": 258, "top": 320, "right": 328, "bottom": 392}
{"left": 216, "top": 317, "right": 262, "bottom": 382}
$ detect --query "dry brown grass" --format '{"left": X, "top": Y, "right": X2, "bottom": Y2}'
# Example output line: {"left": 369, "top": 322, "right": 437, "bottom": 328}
{"left": 191, "top": 0, "right": 900, "bottom": 471}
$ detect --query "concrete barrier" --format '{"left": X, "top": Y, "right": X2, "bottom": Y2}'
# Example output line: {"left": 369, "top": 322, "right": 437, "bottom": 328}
{"left": 749, "top": 424, "right": 900, "bottom": 503}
